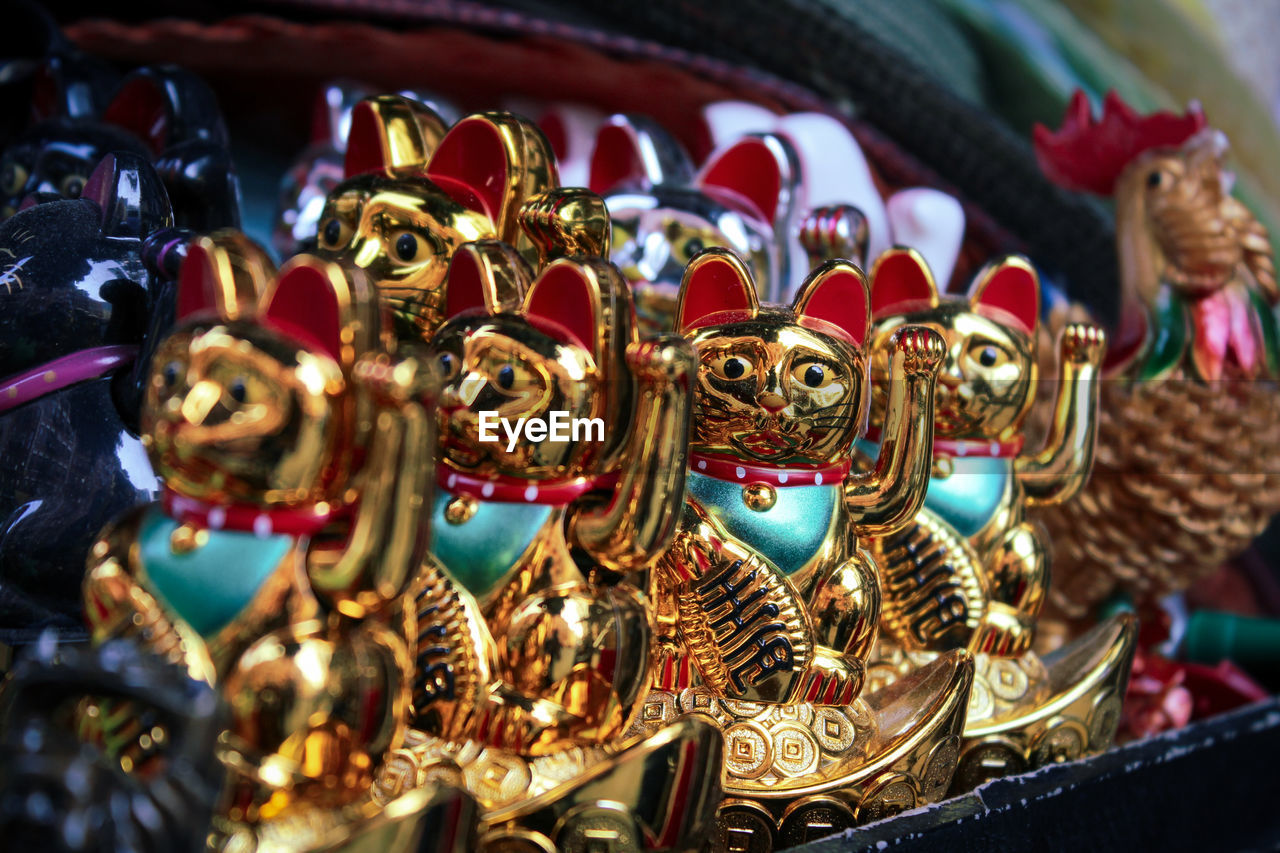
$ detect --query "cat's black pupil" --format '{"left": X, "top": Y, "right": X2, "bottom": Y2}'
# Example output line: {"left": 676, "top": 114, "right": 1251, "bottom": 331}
{"left": 396, "top": 233, "right": 417, "bottom": 261}
{"left": 497, "top": 365, "right": 515, "bottom": 389}
{"left": 1147, "top": 171, "right": 1162, "bottom": 189}
{"left": 723, "top": 358, "right": 746, "bottom": 379}
{"left": 684, "top": 238, "right": 705, "bottom": 258}
{"left": 979, "top": 346, "right": 998, "bottom": 367}
{"left": 439, "top": 353, "right": 453, "bottom": 375}
{"left": 804, "top": 365, "right": 825, "bottom": 387}
{"left": 63, "top": 178, "right": 82, "bottom": 198}
{"left": 323, "top": 219, "right": 341, "bottom": 246}
{"left": 163, "top": 362, "right": 180, "bottom": 386}
{"left": 229, "top": 379, "right": 248, "bottom": 403}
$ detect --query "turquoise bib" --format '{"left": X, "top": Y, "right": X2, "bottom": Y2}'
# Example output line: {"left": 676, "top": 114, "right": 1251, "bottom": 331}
{"left": 857, "top": 439, "right": 1010, "bottom": 538}
{"left": 686, "top": 471, "right": 839, "bottom": 577}
{"left": 139, "top": 506, "right": 292, "bottom": 637}
{"left": 430, "top": 490, "right": 552, "bottom": 598}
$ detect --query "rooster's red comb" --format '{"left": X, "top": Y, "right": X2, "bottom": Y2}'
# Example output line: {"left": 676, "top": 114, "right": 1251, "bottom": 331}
{"left": 1033, "top": 90, "right": 1207, "bottom": 196}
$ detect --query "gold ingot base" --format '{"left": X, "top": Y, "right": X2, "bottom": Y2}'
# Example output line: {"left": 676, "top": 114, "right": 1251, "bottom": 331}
{"left": 372, "top": 718, "right": 723, "bottom": 853}
{"left": 633, "top": 650, "right": 974, "bottom": 852}
{"left": 867, "top": 613, "right": 1137, "bottom": 795}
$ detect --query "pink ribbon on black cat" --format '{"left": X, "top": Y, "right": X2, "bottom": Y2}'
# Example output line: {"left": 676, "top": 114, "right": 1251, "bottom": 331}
{"left": 0, "top": 345, "right": 139, "bottom": 414}
{"left": 162, "top": 489, "right": 339, "bottom": 538}
{"left": 688, "top": 452, "right": 852, "bottom": 487}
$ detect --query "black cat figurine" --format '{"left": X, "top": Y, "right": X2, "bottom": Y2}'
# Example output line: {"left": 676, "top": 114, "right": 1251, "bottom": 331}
{"left": 1, "top": 65, "right": 239, "bottom": 230}
{"left": 0, "top": 152, "right": 174, "bottom": 645}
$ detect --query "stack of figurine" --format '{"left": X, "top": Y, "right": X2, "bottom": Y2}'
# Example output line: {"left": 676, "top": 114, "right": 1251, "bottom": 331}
{"left": 3, "top": 32, "right": 1279, "bottom": 853}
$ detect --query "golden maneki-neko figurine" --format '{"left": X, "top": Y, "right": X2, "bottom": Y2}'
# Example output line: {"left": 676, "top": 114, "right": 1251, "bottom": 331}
{"left": 370, "top": 221, "right": 724, "bottom": 851}
{"left": 856, "top": 247, "right": 1137, "bottom": 791}
{"left": 630, "top": 246, "right": 976, "bottom": 851}
{"left": 79, "top": 232, "right": 448, "bottom": 849}
{"left": 1032, "top": 91, "right": 1280, "bottom": 617}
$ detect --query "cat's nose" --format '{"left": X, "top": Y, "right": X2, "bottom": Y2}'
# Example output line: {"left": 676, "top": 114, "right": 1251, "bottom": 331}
{"left": 759, "top": 392, "right": 788, "bottom": 413}
{"left": 180, "top": 380, "right": 222, "bottom": 426}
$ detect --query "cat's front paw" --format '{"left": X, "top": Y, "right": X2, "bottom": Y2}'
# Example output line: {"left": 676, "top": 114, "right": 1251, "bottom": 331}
{"left": 1060, "top": 322, "right": 1107, "bottom": 367}
{"left": 894, "top": 325, "right": 946, "bottom": 377}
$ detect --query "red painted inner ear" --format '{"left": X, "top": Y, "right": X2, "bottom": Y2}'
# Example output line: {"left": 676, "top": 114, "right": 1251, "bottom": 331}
{"left": 589, "top": 124, "right": 645, "bottom": 194}
{"left": 444, "top": 250, "right": 488, "bottom": 319}
{"left": 871, "top": 252, "right": 936, "bottom": 319}
{"left": 539, "top": 113, "right": 568, "bottom": 160}
{"left": 427, "top": 118, "right": 507, "bottom": 223}
{"left": 343, "top": 101, "right": 386, "bottom": 179}
{"left": 699, "top": 138, "right": 781, "bottom": 224}
{"left": 798, "top": 270, "right": 868, "bottom": 347}
{"left": 973, "top": 266, "right": 1039, "bottom": 335}
{"left": 678, "top": 256, "right": 755, "bottom": 332}
{"left": 264, "top": 266, "right": 343, "bottom": 361}
{"left": 103, "top": 77, "right": 168, "bottom": 156}
{"left": 176, "top": 243, "right": 219, "bottom": 321}
{"left": 525, "top": 265, "right": 596, "bottom": 351}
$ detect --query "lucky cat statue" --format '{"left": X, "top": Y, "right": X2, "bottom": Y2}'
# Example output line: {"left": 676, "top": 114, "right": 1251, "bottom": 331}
{"left": 80, "top": 244, "right": 439, "bottom": 846}
{"left": 314, "top": 94, "right": 566, "bottom": 344}
{"left": 859, "top": 247, "right": 1137, "bottom": 793}
{"left": 632, "top": 247, "right": 974, "bottom": 851}
{"left": 372, "top": 240, "right": 723, "bottom": 853}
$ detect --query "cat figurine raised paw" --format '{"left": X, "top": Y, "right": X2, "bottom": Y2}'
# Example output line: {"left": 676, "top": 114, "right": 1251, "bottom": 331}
{"left": 860, "top": 247, "right": 1137, "bottom": 793}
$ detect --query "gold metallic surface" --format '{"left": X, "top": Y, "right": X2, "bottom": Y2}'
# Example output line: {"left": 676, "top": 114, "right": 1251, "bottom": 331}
{"left": 860, "top": 251, "right": 1133, "bottom": 792}
{"left": 632, "top": 248, "right": 967, "bottom": 848}
{"left": 385, "top": 242, "right": 720, "bottom": 850}
{"left": 317, "top": 102, "right": 559, "bottom": 341}
{"left": 80, "top": 245, "right": 438, "bottom": 848}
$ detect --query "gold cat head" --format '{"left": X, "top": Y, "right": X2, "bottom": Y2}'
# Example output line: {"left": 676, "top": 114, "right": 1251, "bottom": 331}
{"left": 316, "top": 96, "right": 558, "bottom": 341}
{"left": 144, "top": 238, "right": 382, "bottom": 508}
{"left": 869, "top": 248, "right": 1040, "bottom": 441}
{"left": 676, "top": 247, "right": 871, "bottom": 465}
{"left": 429, "top": 240, "right": 636, "bottom": 481}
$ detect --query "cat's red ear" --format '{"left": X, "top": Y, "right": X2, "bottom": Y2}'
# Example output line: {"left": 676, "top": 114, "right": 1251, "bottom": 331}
{"left": 523, "top": 259, "right": 603, "bottom": 353}
{"left": 697, "top": 134, "right": 795, "bottom": 225}
{"left": 261, "top": 257, "right": 365, "bottom": 363}
{"left": 445, "top": 240, "right": 530, "bottom": 319}
{"left": 344, "top": 95, "right": 447, "bottom": 179}
{"left": 793, "top": 260, "right": 870, "bottom": 347}
{"left": 870, "top": 247, "right": 940, "bottom": 319}
{"left": 676, "top": 248, "right": 760, "bottom": 333}
{"left": 968, "top": 255, "right": 1040, "bottom": 336}
{"left": 589, "top": 114, "right": 693, "bottom": 194}
{"left": 426, "top": 115, "right": 514, "bottom": 223}
{"left": 176, "top": 233, "right": 274, "bottom": 322}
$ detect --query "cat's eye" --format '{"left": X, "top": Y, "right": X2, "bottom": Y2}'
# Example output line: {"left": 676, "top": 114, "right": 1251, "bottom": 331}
{"left": 792, "top": 361, "right": 835, "bottom": 389}
{"left": 967, "top": 340, "right": 1009, "bottom": 369}
{"left": 683, "top": 237, "right": 705, "bottom": 259}
{"left": 1146, "top": 170, "right": 1164, "bottom": 189}
{"left": 59, "top": 174, "right": 86, "bottom": 199}
{"left": 319, "top": 217, "right": 352, "bottom": 249}
{"left": 436, "top": 351, "right": 460, "bottom": 380}
{"left": 389, "top": 230, "right": 429, "bottom": 264}
{"left": 161, "top": 360, "right": 183, "bottom": 387}
{"left": 229, "top": 378, "right": 248, "bottom": 404}
{"left": 710, "top": 355, "right": 754, "bottom": 381}
{"left": 1, "top": 161, "right": 27, "bottom": 196}
{"left": 496, "top": 365, "right": 516, "bottom": 390}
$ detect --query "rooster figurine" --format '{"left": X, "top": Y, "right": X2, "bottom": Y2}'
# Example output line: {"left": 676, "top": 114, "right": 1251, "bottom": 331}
{"left": 1032, "top": 91, "right": 1280, "bottom": 616}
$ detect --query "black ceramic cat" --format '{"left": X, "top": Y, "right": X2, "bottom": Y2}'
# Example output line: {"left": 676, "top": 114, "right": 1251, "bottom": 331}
{"left": 0, "top": 152, "right": 173, "bottom": 644}
{"left": 0, "top": 65, "right": 239, "bottom": 231}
